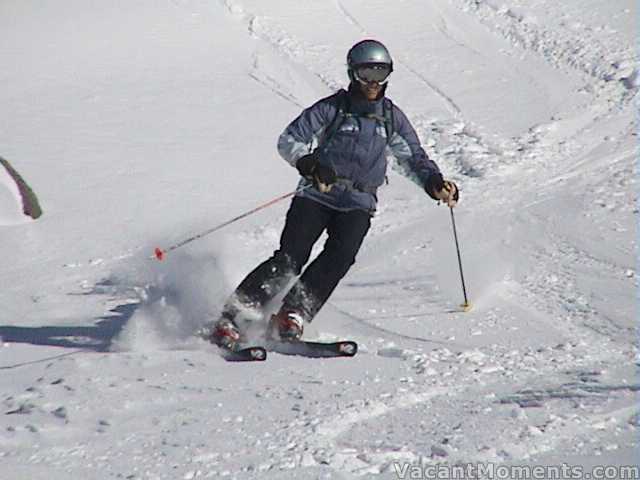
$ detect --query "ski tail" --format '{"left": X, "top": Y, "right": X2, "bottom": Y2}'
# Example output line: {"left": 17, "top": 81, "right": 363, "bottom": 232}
{"left": 222, "top": 345, "right": 267, "bottom": 362}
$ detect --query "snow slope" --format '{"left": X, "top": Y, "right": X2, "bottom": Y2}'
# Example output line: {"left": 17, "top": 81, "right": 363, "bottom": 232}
{"left": 0, "top": 1, "right": 637, "bottom": 478}
{"left": 0, "top": 162, "right": 27, "bottom": 226}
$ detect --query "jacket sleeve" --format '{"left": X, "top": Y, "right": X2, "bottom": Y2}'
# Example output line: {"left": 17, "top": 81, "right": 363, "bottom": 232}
{"left": 277, "top": 94, "right": 337, "bottom": 167}
{"left": 386, "top": 105, "right": 442, "bottom": 191}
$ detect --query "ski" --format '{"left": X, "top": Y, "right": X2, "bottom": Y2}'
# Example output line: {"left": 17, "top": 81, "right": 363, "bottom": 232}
{"left": 222, "top": 345, "right": 267, "bottom": 362}
{"left": 198, "top": 325, "right": 356, "bottom": 360}
{"left": 197, "top": 324, "right": 267, "bottom": 362}
{"left": 266, "top": 340, "right": 358, "bottom": 358}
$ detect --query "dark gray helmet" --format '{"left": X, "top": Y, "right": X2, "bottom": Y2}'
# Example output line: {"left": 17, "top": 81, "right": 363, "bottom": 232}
{"left": 347, "top": 39, "right": 393, "bottom": 83}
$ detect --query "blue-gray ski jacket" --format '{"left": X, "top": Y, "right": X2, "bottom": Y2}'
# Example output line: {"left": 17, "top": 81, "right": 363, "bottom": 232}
{"left": 277, "top": 88, "right": 442, "bottom": 213}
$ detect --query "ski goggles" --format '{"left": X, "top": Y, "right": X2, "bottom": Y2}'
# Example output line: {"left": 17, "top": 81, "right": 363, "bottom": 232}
{"left": 354, "top": 63, "right": 392, "bottom": 84}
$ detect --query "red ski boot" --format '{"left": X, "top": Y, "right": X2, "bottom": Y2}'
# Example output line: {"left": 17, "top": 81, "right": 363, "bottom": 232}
{"left": 208, "top": 318, "right": 241, "bottom": 350}
{"left": 270, "top": 309, "right": 304, "bottom": 341}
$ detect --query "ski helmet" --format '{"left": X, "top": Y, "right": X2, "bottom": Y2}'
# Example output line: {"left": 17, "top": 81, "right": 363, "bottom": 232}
{"left": 347, "top": 39, "right": 393, "bottom": 85}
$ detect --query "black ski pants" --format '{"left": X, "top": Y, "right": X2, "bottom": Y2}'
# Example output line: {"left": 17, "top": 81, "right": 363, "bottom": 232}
{"left": 224, "top": 196, "right": 371, "bottom": 322}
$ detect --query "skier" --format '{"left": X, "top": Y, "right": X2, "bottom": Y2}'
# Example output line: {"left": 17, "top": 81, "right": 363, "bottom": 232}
{"left": 209, "top": 39, "right": 459, "bottom": 349}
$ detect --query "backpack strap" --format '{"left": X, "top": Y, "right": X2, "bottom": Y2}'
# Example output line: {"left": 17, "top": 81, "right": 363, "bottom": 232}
{"left": 382, "top": 98, "right": 394, "bottom": 142}
{"left": 320, "top": 90, "right": 349, "bottom": 153}
{"left": 321, "top": 90, "right": 395, "bottom": 148}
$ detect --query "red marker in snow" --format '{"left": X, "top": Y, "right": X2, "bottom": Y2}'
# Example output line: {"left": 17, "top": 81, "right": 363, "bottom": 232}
{"left": 154, "top": 247, "right": 165, "bottom": 261}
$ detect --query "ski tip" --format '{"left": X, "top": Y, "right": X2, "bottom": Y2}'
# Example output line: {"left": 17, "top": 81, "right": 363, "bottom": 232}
{"left": 154, "top": 247, "right": 165, "bottom": 261}
{"left": 338, "top": 341, "right": 358, "bottom": 356}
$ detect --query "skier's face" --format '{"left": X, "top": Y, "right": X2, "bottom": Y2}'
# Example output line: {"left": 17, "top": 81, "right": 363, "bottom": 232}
{"left": 359, "top": 80, "right": 383, "bottom": 101}
{"left": 353, "top": 63, "right": 390, "bottom": 100}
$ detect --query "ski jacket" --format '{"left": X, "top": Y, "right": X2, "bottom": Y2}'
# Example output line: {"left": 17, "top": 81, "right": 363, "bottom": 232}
{"left": 277, "top": 87, "right": 442, "bottom": 213}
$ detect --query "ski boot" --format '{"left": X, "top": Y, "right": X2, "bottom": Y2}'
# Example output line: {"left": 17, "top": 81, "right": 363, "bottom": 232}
{"left": 208, "top": 317, "right": 242, "bottom": 350}
{"left": 269, "top": 308, "right": 304, "bottom": 341}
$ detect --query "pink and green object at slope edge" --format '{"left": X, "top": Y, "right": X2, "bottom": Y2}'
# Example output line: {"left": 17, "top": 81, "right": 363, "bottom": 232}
{"left": 0, "top": 157, "right": 42, "bottom": 220}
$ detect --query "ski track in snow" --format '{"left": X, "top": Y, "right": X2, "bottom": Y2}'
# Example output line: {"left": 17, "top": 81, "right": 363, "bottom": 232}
{"left": 397, "top": 61, "right": 464, "bottom": 119}
{"left": 334, "top": 0, "right": 367, "bottom": 34}
{"left": 331, "top": 302, "right": 469, "bottom": 349}
{"left": 449, "top": 0, "right": 638, "bottom": 87}
{"left": 335, "top": 0, "right": 466, "bottom": 119}
{"left": 302, "top": 387, "right": 454, "bottom": 474}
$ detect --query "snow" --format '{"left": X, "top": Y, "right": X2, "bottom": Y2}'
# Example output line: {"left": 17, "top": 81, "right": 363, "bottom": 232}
{"left": 0, "top": 162, "right": 28, "bottom": 226}
{"left": 0, "top": 0, "right": 637, "bottom": 479}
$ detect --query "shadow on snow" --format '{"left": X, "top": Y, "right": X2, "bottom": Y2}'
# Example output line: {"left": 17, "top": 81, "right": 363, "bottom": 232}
{"left": 0, "top": 303, "right": 137, "bottom": 353}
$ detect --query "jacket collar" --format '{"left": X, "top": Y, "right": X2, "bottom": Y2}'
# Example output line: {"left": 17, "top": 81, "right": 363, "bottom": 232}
{"left": 347, "top": 83, "right": 386, "bottom": 116}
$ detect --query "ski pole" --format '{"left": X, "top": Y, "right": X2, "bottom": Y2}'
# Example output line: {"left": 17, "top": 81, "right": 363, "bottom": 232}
{"left": 153, "top": 188, "right": 302, "bottom": 261}
{"left": 449, "top": 206, "right": 472, "bottom": 312}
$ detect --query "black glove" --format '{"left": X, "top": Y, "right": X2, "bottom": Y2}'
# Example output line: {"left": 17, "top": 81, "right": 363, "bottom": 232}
{"left": 296, "top": 152, "right": 318, "bottom": 177}
{"left": 425, "top": 174, "right": 459, "bottom": 207}
{"left": 296, "top": 152, "right": 337, "bottom": 193}
{"left": 424, "top": 173, "right": 445, "bottom": 200}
